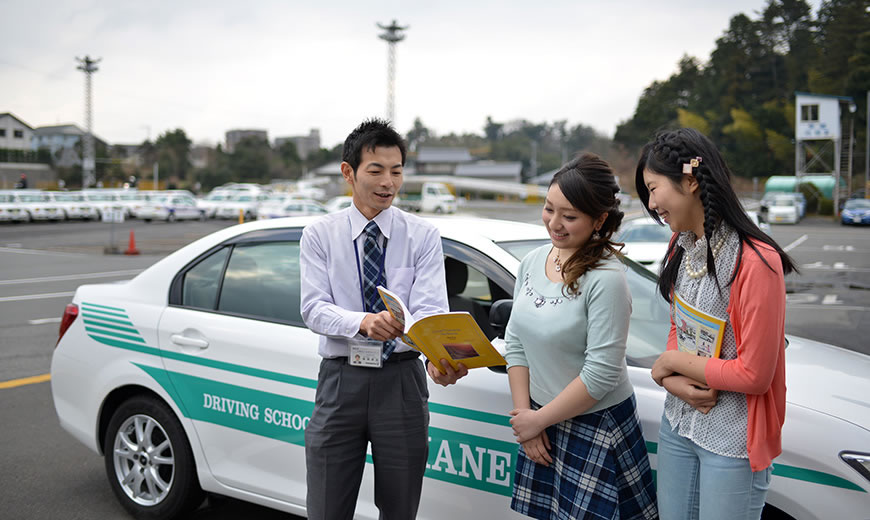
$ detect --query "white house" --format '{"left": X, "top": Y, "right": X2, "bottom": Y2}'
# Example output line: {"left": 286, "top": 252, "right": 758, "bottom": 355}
{"left": 0, "top": 113, "right": 34, "bottom": 150}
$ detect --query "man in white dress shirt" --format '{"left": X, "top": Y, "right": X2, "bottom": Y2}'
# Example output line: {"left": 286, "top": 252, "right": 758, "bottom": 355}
{"left": 300, "top": 119, "right": 467, "bottom": 520}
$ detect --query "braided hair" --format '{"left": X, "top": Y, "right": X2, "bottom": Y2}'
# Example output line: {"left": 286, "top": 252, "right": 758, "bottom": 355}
{"left": 550, "top": 153, "right": 625, "bottom": 297}
{"left": 633, "top": 128, "right": 797, "bottom": 302}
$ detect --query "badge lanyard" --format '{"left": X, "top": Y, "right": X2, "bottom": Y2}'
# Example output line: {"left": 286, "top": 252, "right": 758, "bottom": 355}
{"left": 352, "top": 232, "right": 388, "bottom": 312}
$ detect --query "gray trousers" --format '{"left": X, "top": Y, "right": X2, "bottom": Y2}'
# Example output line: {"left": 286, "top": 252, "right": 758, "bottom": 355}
{"left": 305, "top": 357, "right": 430, "bottom": 520}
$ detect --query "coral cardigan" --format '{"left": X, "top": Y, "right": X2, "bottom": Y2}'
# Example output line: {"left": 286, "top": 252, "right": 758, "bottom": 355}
{"left": 667, "top": 238, "right": 787, "bottom": 471}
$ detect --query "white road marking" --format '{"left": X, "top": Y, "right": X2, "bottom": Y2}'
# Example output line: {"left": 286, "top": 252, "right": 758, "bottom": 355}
{"left": 822, "top": 294, "right": 842, "bottom": 305}
{"left": 0, "top": 246, "right": 84, "bottom": 257}
{"left": 0, "top": 291, "right": 75, "bottom": 303}
{"left": 28, "top": 317, "right": 62, "bottom": 325}
{"left": 786, "top": 293, "right": 819, "bottom": 304}
{"left": 787, "top": 304, "right": 869, "bottom": 311}
{"left": 0, "top": 269, "right": 143, "bottom": 285}
{"left": 823, "top": 245, "right": 856, "bottom": 252}
{"left": 783, "top": 234, "right": 808, "bottom": 252}
{"left": 800, "top": 262, "right": 870, "bottom": 272}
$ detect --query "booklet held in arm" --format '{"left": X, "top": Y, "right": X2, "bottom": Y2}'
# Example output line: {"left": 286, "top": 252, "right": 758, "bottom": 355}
{"left": 377, "top": 285, "right": 507, "bottom": 373}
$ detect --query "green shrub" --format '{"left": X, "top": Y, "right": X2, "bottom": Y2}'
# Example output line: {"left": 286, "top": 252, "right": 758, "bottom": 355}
{"left": 818, "top": 197, "right": 834, "bottom": 215}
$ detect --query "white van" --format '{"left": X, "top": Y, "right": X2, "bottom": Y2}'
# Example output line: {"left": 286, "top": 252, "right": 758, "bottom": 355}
{"left": 399, "top": 182, "right": 457, "bottom": 213}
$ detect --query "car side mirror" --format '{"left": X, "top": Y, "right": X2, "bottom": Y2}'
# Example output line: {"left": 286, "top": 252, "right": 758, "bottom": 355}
{"left": 489, "top": 299, "right": 513, "bottom": 340}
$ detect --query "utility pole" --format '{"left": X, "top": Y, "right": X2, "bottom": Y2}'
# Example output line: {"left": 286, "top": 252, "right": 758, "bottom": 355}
{"left": 377, "top": 20, "right": 408, "bottom": 123}
{"left": 76, "top": 55, "right": 101, "bottom": 189}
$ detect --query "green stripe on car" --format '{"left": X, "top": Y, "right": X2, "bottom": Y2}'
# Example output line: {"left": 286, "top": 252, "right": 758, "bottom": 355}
{"left": 84, "top": 305, "right": 866, "bottom": 495}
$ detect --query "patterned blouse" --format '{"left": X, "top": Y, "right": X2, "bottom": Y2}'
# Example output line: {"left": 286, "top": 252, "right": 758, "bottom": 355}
{"left": 663, "top": 223, "right": 749, "bottom": 459}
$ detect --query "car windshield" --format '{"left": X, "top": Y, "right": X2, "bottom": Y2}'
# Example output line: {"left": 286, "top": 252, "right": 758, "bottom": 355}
{"left": 18, "top": 194, "right": 42, "bottom": 202}
{"left": 235, "top": 195, "right": 253, "bottom": 202}
{"left": 620, "top": 223, "right": 673, "bottom": 243}
{"left": 497, "top": 239, "right": 550, "bottom": 261}
{"left": 118, "top": 193, "right": 138, "bottom": 200}
{"left": 87, "top": 193, "right": 115, "bottom": 201}
{"left": 0, "top": 194, "right": 13, "bottom": 202}
{"left": 845, "top": 199, "right": 870, "bottom": 209}
{"left": 771, "top": 198, "right": 795, "bottom": 207}
{"left": 496, "top": 238, "right": 670, "bottom": 367}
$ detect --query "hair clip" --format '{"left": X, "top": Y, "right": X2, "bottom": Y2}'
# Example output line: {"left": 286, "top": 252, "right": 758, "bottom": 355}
{"left": 682, "top": 156, "right": 702, "bottom": 174}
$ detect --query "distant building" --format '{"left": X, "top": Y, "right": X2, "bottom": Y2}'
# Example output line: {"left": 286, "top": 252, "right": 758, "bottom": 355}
{"left": 225, "top": 129, "right": 268, "bottom": 153}
{"left": 274, "top": 129, "right": 321, "bottom": 160}
{"left": 311, "top": 161, "right": 342, "bottom": 177}
{"left": 455, "top": 161, "right": 523, "bottom": 184}
{"left": 32, "top": 123, "right": 107, "bottom": 168}
{"left": 0, "top": 112, "right": 34, "bottom": 150}
{"left": 415, "top": 146, "right": 474, "bottom": 175}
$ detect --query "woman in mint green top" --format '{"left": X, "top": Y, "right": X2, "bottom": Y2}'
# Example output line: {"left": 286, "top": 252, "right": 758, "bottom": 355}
{"left": 505, "top": 153, "right": 657, "bottom": 520}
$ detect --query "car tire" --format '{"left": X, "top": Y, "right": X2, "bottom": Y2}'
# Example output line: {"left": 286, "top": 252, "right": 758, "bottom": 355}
{"left": 167, "top": 213, "right": 176, "bottom": 223}
{"left": 434, "top": 206, "right": 444, "bottom": 214}
{"left": 244, "top": 211, "right": 253, "bottom": 221}
{"left": 143, "top": 219, "right": 152, "bottom": 223}
{"left": 198, "top": 211, "right": 206, "bottom": 221}
{"left": 103, "top": 396, "right": 204, "bottom": 520}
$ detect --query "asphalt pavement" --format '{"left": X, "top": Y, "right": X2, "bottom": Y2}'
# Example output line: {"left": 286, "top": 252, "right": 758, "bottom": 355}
{"left": 0, "top": 204, "right": 867, "bottom": 519}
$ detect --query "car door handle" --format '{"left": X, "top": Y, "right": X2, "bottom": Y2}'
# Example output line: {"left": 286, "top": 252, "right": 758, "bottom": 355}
{"left": 170, "top": 334, "right": 209, "bottom": 349}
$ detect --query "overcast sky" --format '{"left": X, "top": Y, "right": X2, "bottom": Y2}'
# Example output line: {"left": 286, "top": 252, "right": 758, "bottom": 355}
{"left": 1, "top": 0, "right": 820, "bottom": 148}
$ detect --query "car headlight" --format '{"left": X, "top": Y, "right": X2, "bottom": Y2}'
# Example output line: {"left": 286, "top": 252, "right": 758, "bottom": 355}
{"left": 840, "top": 451, "right": 870, "bottom": 482}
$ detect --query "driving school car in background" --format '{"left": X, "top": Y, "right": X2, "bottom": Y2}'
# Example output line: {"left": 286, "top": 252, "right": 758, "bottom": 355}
{"left": 50, "top": 216, "right": 870, "bottom": 520}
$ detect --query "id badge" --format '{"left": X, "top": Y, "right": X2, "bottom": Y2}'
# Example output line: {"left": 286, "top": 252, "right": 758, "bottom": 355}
{"left": 349, "top": 338, "right": 383, "bottom": 368}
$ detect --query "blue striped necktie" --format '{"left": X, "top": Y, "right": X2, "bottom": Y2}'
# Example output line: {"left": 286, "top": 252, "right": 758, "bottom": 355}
{"left": 362, "top": 221, "right": 396, "bottom": 360}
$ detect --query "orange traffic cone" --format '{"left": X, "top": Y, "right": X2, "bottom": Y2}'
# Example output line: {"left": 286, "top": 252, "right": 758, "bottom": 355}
{"left": 124, "top": 229, "right": 140, "bottom": 255}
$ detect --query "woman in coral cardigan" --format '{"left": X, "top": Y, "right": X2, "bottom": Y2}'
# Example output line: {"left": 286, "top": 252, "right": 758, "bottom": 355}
{"left": 635, "top": 128, "right": 797, "bottom": 520}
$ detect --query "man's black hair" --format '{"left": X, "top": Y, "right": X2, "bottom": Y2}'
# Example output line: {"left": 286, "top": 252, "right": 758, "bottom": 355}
{"left": 342, "top": 118, "right": 407, "bottom": 172}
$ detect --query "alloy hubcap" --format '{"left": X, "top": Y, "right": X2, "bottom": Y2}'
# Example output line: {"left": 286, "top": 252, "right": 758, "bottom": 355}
{"left": 112, "top": 414, "right": 175, "bottom": 506}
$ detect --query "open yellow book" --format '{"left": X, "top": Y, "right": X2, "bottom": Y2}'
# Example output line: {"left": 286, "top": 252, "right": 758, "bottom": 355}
{"left": 673, "top": 292, "right": 727, "bottom": 358}
{"left": 377, "top": 285, "right": 507, "bottom": 373}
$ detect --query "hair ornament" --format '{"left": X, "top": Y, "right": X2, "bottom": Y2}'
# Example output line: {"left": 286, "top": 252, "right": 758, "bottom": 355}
{"left": 682, "top": 156, "right": 703, "bottom": 174}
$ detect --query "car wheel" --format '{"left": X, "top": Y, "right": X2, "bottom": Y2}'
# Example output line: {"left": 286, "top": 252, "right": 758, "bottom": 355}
{"left": 244, "top": 211, "right": 253, "bottom": 221}
{"left": 143, "top": 219, "right": 152, "bottom": 223}
{"left": 198, "top": 211, "right": 206, "bottom": 222}
{"left": 104, "top": 396, "right": 204, "bottom": 520}
{"left": 434, "top": 206, "right": 444, "bottom": 214}
{"left": 167, "top": 213, "right": 176, "bottom": 223}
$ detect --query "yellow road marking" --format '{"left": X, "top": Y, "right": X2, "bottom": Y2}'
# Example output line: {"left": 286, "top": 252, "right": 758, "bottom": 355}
{"left": 0, "top": 373, "right": 51, "bottom": 389}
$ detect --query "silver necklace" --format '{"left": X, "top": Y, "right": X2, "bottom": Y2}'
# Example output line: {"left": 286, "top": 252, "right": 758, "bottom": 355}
{"left": 523, "top": 272, "right": 577, "bottom": 308}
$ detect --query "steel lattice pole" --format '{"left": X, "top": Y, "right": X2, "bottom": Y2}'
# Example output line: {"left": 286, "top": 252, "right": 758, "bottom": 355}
{"left": 386, "top": 42, "right": 396, "bottom": 123}
{"left": 76, "top": 56, "right": 100, "bottom": 188}
{"left": 378, "top": 21, "right": 407, "bottom": 124}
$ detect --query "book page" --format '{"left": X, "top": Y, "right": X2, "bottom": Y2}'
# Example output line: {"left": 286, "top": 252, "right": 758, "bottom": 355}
{"left": 377, "top": 285, "right": 417, "bottom": 331}
{"left": 673, "top": 292, "right": 727, "bottom": 358}
{"left": 410, "top": 313, "right": 506, "bottom": 373}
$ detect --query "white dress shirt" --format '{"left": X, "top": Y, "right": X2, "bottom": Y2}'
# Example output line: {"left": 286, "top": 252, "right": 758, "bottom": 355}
{"left": 300, "top": 203, "right": 449, "bottom": 358}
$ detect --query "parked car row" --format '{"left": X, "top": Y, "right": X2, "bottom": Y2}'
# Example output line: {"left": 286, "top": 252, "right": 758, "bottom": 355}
{"left": 0, "top": 189, "right": 215, "bottom": 224}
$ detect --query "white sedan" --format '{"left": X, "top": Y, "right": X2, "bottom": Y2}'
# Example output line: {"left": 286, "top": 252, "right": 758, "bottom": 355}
{"left": 138, "top": 194, "right": 205, "bottom": 222}
{"left": 50, "top": 217, "right": 870, "bottom": 520}
{"left": 256, "top": 201, "right": 327, "bottom": 219}
{"left": 614, "top": 217, "right": 673, "bottom": 275}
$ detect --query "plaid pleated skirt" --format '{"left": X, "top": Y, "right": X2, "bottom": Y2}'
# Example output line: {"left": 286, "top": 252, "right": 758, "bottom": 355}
{"left": 511, "top": 395, "right": 658, "bottom": 520}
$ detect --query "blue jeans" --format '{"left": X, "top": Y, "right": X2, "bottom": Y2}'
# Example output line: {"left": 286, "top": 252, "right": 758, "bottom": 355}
{"left": 657, "top": 414, "right": 771, "bottom": 520}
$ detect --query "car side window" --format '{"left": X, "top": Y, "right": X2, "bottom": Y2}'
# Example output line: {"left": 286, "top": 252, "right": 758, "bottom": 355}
{"left": 443, "top": 254, "right": 511, "bottom": 340}
{"left": 182, "top": 248, "right": 229, "bottom": 309}
{"left": 217, "top": 241, "right": 303, "bottom": 324}
{"left": 622, "top": 260, "right": 671, "bottom": 368}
